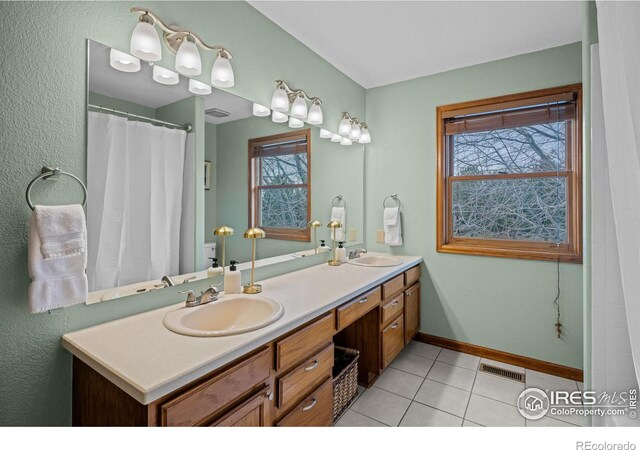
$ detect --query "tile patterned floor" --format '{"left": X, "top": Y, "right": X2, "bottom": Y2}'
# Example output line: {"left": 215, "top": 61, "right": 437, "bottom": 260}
{"left": 335, "top": 342, "right": 583, "bottom": 427}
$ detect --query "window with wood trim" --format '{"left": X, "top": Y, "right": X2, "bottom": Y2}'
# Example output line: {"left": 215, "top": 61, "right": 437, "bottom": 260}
{"left": 436, "top": 84, "right": 582, "bottom": 262}
{"left": 249, "top": 129, "right": 311, "bottom": 241}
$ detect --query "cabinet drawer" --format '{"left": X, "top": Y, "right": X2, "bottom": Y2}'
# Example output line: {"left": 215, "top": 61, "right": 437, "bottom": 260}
{"left": 381, "top": 317, "right": 404, "bottom": 369}
{"left": 277, "top": 344, "right": 334, "bottom": 411}
{"left": 161, "top": 348, "right": 271, "bottom": 426}
{"left": 336, "top": 287, "right": 381, "bottom": 331}
{"left": 210, "top": 386, "right": 271, "bottom": 427}
{"left": 382, "top": 274, "right": 404, "bottom": 300}
{"left": 381, "top": 293, "right": 404, "bottom": 327}
{"left": 277, "top": 377, "right": 334, "bottom": 427}
{"left": 276, "top": 312, "right": 334, "bottom": 372}
{"left": 405, "top": 265, "right": 421, "bottom": 287}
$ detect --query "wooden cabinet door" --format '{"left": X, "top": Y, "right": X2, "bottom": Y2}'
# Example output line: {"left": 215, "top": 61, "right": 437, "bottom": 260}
{"left": 381, "top": 317, "right": 404, "bottom": 369}
{"left": 211, "top": 387, "right": 272, "bottom": 427}
{"left": 404, "top": 282, "right": 420, "bottom": 344}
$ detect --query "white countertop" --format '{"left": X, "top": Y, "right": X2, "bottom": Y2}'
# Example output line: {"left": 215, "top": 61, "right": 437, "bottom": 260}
{"left": 61, "top": 253, "right": 422, "bottom": 405}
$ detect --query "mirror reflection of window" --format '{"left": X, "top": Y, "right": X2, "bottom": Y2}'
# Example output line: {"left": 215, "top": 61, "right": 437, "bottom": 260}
{"left": 249, "top": 130, "right": 311, "bottom": 242}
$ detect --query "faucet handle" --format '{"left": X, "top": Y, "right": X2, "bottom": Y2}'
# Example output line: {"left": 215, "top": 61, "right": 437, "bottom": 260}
{"left": 182, "top": 275, "right": 197, "bottom": 284}
{"left": 179, "top": 289, "right": 197, "bottom": 305}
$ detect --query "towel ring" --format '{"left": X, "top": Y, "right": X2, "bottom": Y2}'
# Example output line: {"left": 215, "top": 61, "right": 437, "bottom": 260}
{"left": 332, "top": 195, "right": 347, "bottom": 209}
{"left": 383, "top": 194, "right": 402, "bottom": 209}
{"left": 26, "top": 166, "right": 87, "bottom": 211}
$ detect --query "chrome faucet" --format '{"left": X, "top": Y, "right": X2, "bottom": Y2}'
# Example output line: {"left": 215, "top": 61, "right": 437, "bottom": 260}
{"left": 348, "top": 248, "right": 368, "bottom": 259}
{"left": 180, "top": 285, "right": 220, "bottom": 308}
{"left": 157, "top": 275, "right": 195, "bottom": 289}
{"left": 161, "top": 275, "right": 175, "bottom": 287}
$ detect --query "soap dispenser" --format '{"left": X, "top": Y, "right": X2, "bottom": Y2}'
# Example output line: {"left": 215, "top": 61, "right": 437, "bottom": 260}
{"left": 336, "top": 242, "right": 347, "bottom": 263}
{"left": 207, "top": 257, "right": 223, "bottom": 278}
{"left": 318, "top": 239, "right": 329, "bottom": 253}
{"left": 225, "top": 260, "right": 242, "bottom": 294}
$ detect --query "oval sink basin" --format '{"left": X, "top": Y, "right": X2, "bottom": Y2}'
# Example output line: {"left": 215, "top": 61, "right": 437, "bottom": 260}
{"left": 163, "top": 294, "right": 285, "bottom": 337}
{"left": 347, "top": 255, "right": 402, "bottom": 267}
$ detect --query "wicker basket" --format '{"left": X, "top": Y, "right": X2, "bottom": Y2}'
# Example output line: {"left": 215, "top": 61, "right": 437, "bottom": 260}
{"left": 332, "top": 346, "right": 360, "bottom": 421}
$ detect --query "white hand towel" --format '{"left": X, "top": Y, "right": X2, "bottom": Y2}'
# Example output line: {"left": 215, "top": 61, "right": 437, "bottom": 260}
{"left": 330, "top": 206, "right": 346, "bottom": 242}
{"left": 28, "top": 206, "right": 88, "bottom": 313}
{"left": 383, "top": 207, "right": 402, "bottom": 246}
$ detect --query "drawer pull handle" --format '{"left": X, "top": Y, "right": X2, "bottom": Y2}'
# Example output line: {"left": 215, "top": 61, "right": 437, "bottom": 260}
{"left": 358, "top": 298, "right": 368, "bottom": 304}
{"left": 302, "top": 397, "right": 317, "bottom": 411}
{"left": 391, "top": 323, "right": 399, "bottom": 329}
{"left": 406, "top": 293, "right": 412, "bottom": 297}
{"left": 391, "top": 301, "right": 399, "bottom": 306}
{"left": 266, "top": 391, "right": 274, "bottom": 400}
{"left": 304, "top": 360, "right": 319, "bottom": 371}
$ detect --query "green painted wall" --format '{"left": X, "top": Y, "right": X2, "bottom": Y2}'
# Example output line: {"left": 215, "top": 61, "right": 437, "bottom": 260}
{"left": 0, "top": 1, "right": 364, "bottom": 426}
{"left": 213, "top": 117, "right": 364, "bottom": 263}
{"left": 364, "top": 42, "right": 584, "bottom": 369}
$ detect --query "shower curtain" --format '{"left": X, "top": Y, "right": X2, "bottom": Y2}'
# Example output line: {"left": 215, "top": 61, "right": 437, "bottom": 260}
{"left": 591, "top": 1, "right": 640, "bottom": 427}
{"left": 87, "top": 112, "right": 188, "bottom": 291}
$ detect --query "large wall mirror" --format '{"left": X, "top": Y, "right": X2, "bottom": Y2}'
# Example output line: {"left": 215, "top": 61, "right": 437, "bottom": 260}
{"left": 86, "top": 40, "right": 364, "bottom": 303}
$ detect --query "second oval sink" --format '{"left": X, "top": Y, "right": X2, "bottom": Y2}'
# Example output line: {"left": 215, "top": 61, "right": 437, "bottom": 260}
{"left": 163, "top": 294, "right": 285, "bottom": 337}
{"left": 347, "top": 255, "right": 402, "bottom": 267}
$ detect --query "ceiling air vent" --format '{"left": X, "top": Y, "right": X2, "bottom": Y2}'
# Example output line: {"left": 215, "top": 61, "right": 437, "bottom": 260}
{"left": 205, "top": 108, "right": 230, "bottom": 118}
{"left": 479, "top": 363, "right": 525, "bottom": 383}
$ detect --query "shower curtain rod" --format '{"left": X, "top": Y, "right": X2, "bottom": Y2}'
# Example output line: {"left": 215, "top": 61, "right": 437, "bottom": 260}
{"left": 88, "top": 104, "right": 192, "bottom": 132}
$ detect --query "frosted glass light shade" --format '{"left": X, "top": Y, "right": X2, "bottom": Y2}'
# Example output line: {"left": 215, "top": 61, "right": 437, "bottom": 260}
{"left": 359, "top": 128, "right": 371, "bottom": 144}
{"left": 349, "top": 123, "right": 362, "bottom": 140}
{"left": 307, "top": 102, "right": 323, "bottom": 125}
{"left": 211, "top": 54, "right": 234, "bottom": 88}
{"left": 153, "top": 66, "right": 179, "bottom": 85}
{"left": 130, "top": 21, "right": 161, "bottom": 62}
{"left": 175, "top": 40, "right": 202, "bottom": 76}
{"left": 338, "top": 117, "right": 351, "bottom": 136}
{"left": 272, "top": 111, "right": 288, "bottom": 123}
{"left": 290, "top": 95, "right": 308, "bottom": 119}
{"left": 253, "top": 103, "right": 271, "bottom": 117}
{"left": 188, "top": 79, "right": 211, "bottom": 95}
{"left": 288, "top": 117, "right": 304, "bottom": 128}
{"left": 319, "top": 129, "right": 332, "bottom": 139}
{"left": 340, "top": 137, "right": 353, "bottom": 146}
{"left": 110, "top": 49, "right": 140, "bottom": 73}
{"left": 331, "top": 133, "right": 342, "bottom": 143}
{"left": 271, "top": 87, "right": 289, "bottom": 112}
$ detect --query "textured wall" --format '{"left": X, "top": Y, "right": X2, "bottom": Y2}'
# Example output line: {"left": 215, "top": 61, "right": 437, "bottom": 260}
{"left": 364, "top": 43, "right": 584, "bottom": 369}
{"left": 0, "top": 1, "right": 364, "bottom": 426}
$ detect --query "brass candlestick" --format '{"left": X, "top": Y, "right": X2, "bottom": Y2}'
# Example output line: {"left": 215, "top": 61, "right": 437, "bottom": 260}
{"left": 242, "top": 227, "right": 266, "bottom": 294}
{"left": 327, "top": 220, "right": 342, "bottom": 266}
{"left": 307, "top": 220, "right": 322, "bottom": 254}
{"left": 213, "top": 225, "right": 234, "bottom": 277}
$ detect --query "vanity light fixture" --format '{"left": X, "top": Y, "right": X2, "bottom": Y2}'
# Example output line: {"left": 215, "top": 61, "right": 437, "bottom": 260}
{"left": 349, "top": 120, "right": 362, "bottom": 141}
{"left": 270, "top": 80, "right": 323, "bottom": 124}
{"left": 213, "top": 226, "right": 234, "bottom": 277}
{"left": 110, "top": 48, "right": 141, "bottom": 72}
{"left": 272, "top": 111, "right": 288, "bottom": 123}
{"left": 340, "top": 137, "right": 353, "bottom": 146}
{"left": 319, "top": 129, "right": 333, "bottom": 139}
{"left": 253, "top": 103, "right": 271, "bottom": 117}
{"left": 358, "top": 124, "right": 371, "bottom": 144}
{"left": 338, "top": 113, "right": 352, "bottom": 136}
{"left": 188, "top": 79, "right": 211, "bottom": 95}
{"left": 288, "top": 117, "right": 304, "bottom": 128}
{"left": 153, "top": 65, "right": 179, "bottom": 85}
{"left": 130, "top": 7, "right": 234, "bottom": 87}
{"left": 307, "top": 220, "right": 322, "bottom": 254}
{"left": 242, "top": 227, "right": 266, "bottom": 294}
{"left": 331, "top": 133, "right": 342, "bottom": 143}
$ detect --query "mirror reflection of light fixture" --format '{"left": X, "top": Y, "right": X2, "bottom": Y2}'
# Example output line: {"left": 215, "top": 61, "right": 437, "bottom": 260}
{"left": 153, "top": 65, "right": 179, "bottom": 85}
{"left": 272, "top": 111, "right": 288, "bottom": 123}
{"left": 242, "top": 227, "right": 266, "bottom": 294}
{"left": 307, "top": 101, "right": 323, "bottom": 125}
{"left": 340, "top": 137, "right": 353, "bottom": 146}
{"left": 110, "top": 48, "right": 141, "bottom": 72}
{"left": 349, "top": 121, "right": 362, "bottom": 140}
{"left": 188, "top": 79, "right": 211, "bottom": 95}
{"left": 338, "top": 113, "right": 352, "bottom": 136}
{"left": 327, "top": 221, "right": 343, "bottom": 266}
{"left": 253, "top": 103, "right": 271, "bottom": 117}
{"left": 331, "top": 133, "right": 342, "bottom": 143}
{"left": 359, "top": 124, "right": 371, "bottom": 144}
{"left": 271, "top": 80, "right": 323, "bottom": 124}
{"left": 130, "top": 7, "right": 234, "bottom": 85}
{"left": 288, "top": 117, "right": 304, "bottom": 128}
{"left": 319, "top": 129, "right": 332, "bottom": 139}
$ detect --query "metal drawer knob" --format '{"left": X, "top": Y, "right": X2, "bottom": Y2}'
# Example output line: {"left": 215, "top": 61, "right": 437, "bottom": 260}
{"left": 302, "top": 397, "right": 317, "bottom": 411}
{"left": 391, "top": 323, "right": 399, "bottom": 329}
{"left": 391, "top": 301, "right": 399, "bottom": 306}
{"left": 304, "top": 360, "right": 319, "bottom": 371}
{"left": 358, "top": 297, "right": 368, "bottom": 304}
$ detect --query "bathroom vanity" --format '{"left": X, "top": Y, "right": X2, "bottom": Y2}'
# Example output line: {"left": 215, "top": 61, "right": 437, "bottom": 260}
{"left": 62, "top": 254, "right": 422, "bottom": 426}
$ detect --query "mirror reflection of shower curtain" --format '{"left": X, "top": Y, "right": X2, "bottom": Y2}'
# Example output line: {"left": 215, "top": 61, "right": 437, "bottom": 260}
{"left": 87, "top": 112, "right": 188, "bottom": 291}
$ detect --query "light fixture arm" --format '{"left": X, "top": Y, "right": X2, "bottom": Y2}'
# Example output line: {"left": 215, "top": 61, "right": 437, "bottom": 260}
{"left": 342, "top": 112, "right": 363, "bottom": 126}
{"left": 131, "top": 7, "right": 232, "bottom": 58}
{"left": 275, "top": 80, "right": 322, "bottom": 105}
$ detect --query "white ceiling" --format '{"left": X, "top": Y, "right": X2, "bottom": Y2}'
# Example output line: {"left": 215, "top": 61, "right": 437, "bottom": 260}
{"left": 249, "top": 1, "right": 582, "bottom": 89}
{"left": 89, "top": 41, "right": 253, "bottom": 125}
